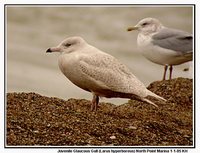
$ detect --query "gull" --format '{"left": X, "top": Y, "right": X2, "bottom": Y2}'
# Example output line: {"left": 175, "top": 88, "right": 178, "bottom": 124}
{"left": 46, "top": 36, "right": 166, "bottom": 111}
{"left": 127, "top": 17, "right": 193, "bottom": 80}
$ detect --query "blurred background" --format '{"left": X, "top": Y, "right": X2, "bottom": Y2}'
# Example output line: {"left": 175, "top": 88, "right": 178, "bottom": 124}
{"left": 6, "top": 5, "right": 193, "bottom": 105}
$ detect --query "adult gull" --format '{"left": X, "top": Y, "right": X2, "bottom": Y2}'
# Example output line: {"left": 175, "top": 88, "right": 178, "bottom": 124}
{"left": 127, "top": 17, "right": 193, "bottom": 80}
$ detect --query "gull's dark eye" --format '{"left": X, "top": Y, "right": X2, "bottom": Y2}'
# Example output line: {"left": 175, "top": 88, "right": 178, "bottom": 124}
{"left": 142, "top": 22, "right": 149, "bottom": 26}
{"left": 65, "top": 43, "right": 71, "bottom": 47}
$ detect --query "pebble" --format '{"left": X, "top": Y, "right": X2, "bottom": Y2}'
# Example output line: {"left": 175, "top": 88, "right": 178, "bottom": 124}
{"left": 110, "top": 135, "right": 116, "bottom": 139}
{"left": 128, "top": 126, "right": 137, "bottom": 130}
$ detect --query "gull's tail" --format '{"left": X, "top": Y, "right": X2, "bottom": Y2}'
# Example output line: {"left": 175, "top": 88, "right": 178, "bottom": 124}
{"left": 142, "top": 98, "right": 159, "bottom": 107}
{"left": 148, "top": 90, "right": 166, "bottom": 101}
{"left": 141, "top": 90, "right": 166, "bottom": 107}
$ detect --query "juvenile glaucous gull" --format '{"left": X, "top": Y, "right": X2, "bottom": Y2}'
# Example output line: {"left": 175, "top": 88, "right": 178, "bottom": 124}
{"left": 46, "top": 36, "right": 166, "bottom": 111}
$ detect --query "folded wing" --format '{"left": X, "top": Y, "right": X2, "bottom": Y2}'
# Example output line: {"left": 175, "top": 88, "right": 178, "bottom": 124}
{"left": 152, "top": 28, "right": 193, "bottom": 54}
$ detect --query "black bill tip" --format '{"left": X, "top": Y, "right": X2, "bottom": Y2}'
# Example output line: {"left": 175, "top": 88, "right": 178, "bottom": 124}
{"left": 46, "top": 48, "right": 52, "bottom": 53}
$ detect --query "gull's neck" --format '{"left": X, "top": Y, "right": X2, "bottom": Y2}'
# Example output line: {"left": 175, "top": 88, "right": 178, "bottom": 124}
{"left": 137, "top": 26, "right": 164, "bottom": 47}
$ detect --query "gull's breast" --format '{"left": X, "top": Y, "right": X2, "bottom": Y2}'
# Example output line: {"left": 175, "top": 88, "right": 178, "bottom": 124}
{"left": 58, "top": 53, "right": 90, "bottom": 91}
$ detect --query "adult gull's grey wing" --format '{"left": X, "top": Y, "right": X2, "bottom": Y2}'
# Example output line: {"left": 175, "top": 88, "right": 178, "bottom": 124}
{"left": 152, "top": 28, "right": 193, "bottom": 54}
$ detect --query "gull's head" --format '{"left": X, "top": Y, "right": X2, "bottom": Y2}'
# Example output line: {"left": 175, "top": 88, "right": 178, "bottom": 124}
{"left": 46, "top": 36, "right": 86, "bottom": 54}
{"left": 127, "top": 18, "right": 163, "bottom": 34}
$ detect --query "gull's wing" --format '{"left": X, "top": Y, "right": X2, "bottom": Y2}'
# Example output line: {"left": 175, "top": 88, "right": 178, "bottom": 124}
{"left": 152, "top": 27, "right": 193, "bottom": 54}
{"left": 78, "top": 52, "right": 146, "bottom": 95}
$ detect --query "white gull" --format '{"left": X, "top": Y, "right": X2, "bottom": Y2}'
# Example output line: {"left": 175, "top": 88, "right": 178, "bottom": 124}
{"left": 46, "top": 36, "right": 166, "bottom": 111}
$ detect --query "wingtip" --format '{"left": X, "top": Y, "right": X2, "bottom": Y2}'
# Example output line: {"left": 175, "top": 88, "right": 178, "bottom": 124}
{"left": 147, "top": 90, "right": 166, "bottom": 103}
{"left": 143, "top": 98, "right": 158, "bottom": 108}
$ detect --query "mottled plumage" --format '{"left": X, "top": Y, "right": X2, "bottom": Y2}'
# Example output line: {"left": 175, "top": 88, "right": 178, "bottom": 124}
{"left": 46, "top": 36, "right": 166, "bottom": 111}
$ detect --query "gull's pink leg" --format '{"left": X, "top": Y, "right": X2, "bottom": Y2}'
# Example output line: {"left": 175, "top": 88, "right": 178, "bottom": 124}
{"left": 163, "top": 65, "right": 168, "bottom": 80}
{"left": 169, "top": 65, "right": 173, "bottom": 80}
{"left": 91, "top": 94, "right": 99, "bottom": 111}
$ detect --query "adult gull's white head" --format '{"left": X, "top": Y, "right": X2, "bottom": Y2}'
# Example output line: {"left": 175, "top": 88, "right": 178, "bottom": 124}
{"left": 127, "top": 17, "right": 163, "bottom": 34}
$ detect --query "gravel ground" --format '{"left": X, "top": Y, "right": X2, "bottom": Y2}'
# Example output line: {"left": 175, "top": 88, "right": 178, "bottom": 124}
{"left": 6, "top": 77, "right": 193, "bottom": 146}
